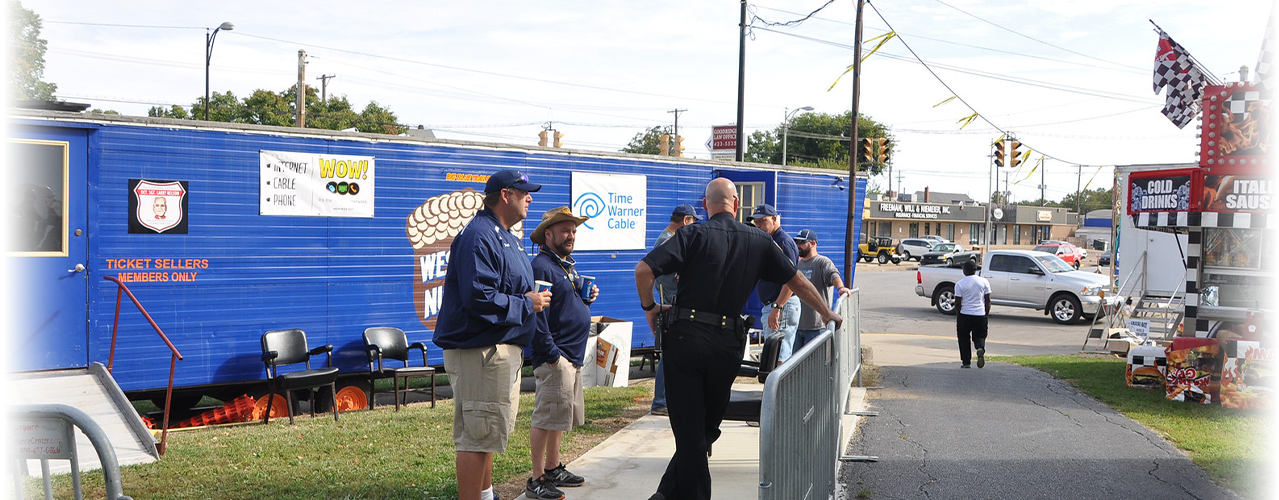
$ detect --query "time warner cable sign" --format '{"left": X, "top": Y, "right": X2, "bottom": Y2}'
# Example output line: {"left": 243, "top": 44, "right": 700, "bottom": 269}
{"left": 571, "top": 172, "right": 646, "bottom": 250}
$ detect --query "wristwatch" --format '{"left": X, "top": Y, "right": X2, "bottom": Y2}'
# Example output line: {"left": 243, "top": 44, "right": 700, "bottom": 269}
{"left": 771, "top": 303, "right": 784, "bottom": 310}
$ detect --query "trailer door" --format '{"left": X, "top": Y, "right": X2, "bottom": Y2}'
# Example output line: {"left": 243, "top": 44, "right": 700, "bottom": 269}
{"left": 10, "top": 131, "right": 89, "bottom": 370}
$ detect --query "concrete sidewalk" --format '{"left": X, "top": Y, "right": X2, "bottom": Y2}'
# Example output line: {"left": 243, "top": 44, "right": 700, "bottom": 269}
{"left": 562, "top": 382, "right": 870, "bottom": 499}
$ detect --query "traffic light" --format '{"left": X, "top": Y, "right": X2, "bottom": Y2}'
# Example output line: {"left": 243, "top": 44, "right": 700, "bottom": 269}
{"left": 553, "top": 131, "right": 564, "bottom": 148}
{"left": 1008, "top": 140, "right": 1023, "bottom": 168}
{"left": 993, "top": 139, "right": 1006, "bottom": 167}
{"left": 875, "top": 138, "right": 889, "bottom": 164}
{"left": 538, "top": 130, "right": 548, "bottom": 147}
{"left": 859, "top": 138, "right": 874, "bottom": 164}
{"left": 659, "top": 133, "right": 670, "bottom": 156}
{"left": 674, "top": 135, "right": 685, "bottom": 157}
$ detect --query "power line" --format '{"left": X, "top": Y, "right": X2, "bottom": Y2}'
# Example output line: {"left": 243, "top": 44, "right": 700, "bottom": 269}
{"left": 752, "top": 26, "right": 1159, "bottom": 105}
{"left": 752, "top": 5, "right": 1146, "bottom": 75}
{"left": 44, "top": 20, "right": 204, "bottom": 30}
{"left": 929, "top": 0, "right": 1146, "bottom": 72}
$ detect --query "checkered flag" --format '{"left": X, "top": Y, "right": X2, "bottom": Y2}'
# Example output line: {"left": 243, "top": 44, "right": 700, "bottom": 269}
{"left": 1153, "top": 34, "right": 1206, "bottom": 128}
{"left": 1255, "top": 5, "right": 1275, "bottom": 94}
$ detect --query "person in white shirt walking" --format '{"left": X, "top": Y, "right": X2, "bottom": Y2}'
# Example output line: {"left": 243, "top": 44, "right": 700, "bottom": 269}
{"left": 952, "top": 260, "right": 991, "bottom": 368}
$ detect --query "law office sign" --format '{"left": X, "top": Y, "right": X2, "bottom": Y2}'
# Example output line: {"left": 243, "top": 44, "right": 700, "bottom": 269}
{"left": 571, "top": 172, "right": 647, "bottom": 250}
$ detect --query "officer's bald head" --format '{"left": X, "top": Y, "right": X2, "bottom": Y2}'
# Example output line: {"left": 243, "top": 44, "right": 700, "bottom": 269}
{"left": 704, "top": 178, "right": 738, "bottom": 216}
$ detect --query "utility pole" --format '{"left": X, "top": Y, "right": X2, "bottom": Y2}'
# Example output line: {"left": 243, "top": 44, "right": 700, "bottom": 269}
{"left": 1040, "top": 159, "right": 1046, "bottom": 205}
{"left": 316, "top": 74, "right": 335, "bottom": 103}
{"left": 843, "top": 0, "right": 866, "bottom": 286}
{"left": 735, "top": 0, "right": 747, "bottom": 162}
{"left": 1076, "top": 164, "right": 1083, "bottom": 215}
{"left": 895, "top": 170, "right": 905, "bottom": 199}
{"left": 296, "top": 50, "right": 307, "bottom": 128}
{"left": 668, "top": 108, "right": 686, "bottom": 145}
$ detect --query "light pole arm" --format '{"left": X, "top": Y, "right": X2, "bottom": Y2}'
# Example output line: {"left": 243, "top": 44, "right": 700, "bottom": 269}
{"left": 204, "top": 27, "right": 224, "bottom": 121}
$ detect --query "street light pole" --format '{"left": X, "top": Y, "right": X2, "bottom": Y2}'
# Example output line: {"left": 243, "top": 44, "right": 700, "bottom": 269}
{"left": 781, "top": 105, "right": 813, "bottom": 166}
{"left": 205, "top": 21, "right": 234, "bottom": 121}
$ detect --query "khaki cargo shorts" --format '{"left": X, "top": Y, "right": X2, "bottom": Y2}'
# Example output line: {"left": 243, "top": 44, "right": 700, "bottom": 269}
{"left": 531, "top": 359, "right": 585, "bottom": 431}
{"left": 442, "top": 344, "right": 523, "bottom": 453}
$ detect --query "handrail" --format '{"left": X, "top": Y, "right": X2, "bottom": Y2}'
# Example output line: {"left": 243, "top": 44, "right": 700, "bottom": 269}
{"left": 13, "top": 404, "right": 135, "bottom": 500}
{"left": 102, "top": 275, "right": 183, "bottom": 456}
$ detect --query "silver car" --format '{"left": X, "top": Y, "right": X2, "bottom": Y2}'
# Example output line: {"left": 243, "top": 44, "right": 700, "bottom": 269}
{"left": 897, "top": 238, "right": 934, "bottom": 262}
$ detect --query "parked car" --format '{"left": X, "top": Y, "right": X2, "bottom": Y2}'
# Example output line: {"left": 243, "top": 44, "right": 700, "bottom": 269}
{"left": 1098, "top": 252, "right": 1111, "bottom": 266}
{"left": 858, "top": 236, "right": 902, "bottom": 264}
{"left": 919, "top": 242, "right": 981, "bottom": 266}
{"left": 921, "top": 235, "right": 949, "bottom": 244}
{"left": 1032, "top": 241, "right": 1082, "bottom": 269}
{"left": 915, "top": 249, "right": 1120, "bottom": 324}
{"left": 897, "top": 238, "right": 935, "bottom": 262}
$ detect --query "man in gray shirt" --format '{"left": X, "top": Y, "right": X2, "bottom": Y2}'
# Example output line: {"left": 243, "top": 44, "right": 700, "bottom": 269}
{"left": 650, "top": 203, "right": 701, "bottom": 415}
{"left": 792, "top": 229, "right": 851, "bottom": 353}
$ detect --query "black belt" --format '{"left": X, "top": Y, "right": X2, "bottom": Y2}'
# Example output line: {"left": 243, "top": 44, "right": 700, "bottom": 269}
{"left": 672, "top": 307, "right": 743, "bottom": 330}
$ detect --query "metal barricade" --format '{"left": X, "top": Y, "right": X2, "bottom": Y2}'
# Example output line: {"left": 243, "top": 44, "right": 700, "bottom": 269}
{"left": 12, "top": 404, "right": 134, "bottom": 500}
{"left": 759, "top": 291, "right": 863, "bottom": 500}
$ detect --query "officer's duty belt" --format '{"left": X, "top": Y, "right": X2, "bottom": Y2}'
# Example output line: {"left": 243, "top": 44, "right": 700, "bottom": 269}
{"left": 672, "top": 307, "right": 742, "bottom": 330}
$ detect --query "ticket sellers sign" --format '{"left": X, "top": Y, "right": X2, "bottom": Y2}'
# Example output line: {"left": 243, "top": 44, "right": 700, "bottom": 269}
{"left": 571, "top": 172, "right": 646, "bottom": 250}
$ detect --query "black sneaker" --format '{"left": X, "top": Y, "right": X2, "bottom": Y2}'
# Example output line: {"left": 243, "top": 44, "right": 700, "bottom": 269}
{"left": 545, "top": 463, "right": 584, "bottom": 487}
{"left": 976, "top": 348, "right": 986, "bottom": 368}
{"left": 961, "top": 364, "right": 972, "bottom": 369}
{"left": 525, "top": 475, "right": 564, "bottom": 499}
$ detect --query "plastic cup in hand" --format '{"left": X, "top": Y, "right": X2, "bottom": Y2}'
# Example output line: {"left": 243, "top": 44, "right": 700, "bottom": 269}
{"left": 579, "top": 275, "right": 595, "bottom": 300}
{"left": 535, "top": 280, "right": 553, "bottom": 293}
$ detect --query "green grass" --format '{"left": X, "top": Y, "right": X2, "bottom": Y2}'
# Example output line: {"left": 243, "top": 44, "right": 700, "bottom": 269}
{"left": 31, "top": 385, "right": 649, "bottom": 500}
{"left": 1000, "top": 354, "right": 1269, "bottom": 500}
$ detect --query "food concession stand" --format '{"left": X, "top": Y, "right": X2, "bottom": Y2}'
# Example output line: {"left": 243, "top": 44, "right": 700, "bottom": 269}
{"left": 1127, "top": 82, "right": 1272, "bottom": 408}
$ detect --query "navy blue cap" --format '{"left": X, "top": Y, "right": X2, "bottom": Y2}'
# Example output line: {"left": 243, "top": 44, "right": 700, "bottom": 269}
{"left": 672, "top": 204, "right": 703, "bottom": 220}
{"left": 793, "top": 229, "right": 817, "bottom": 242}
{"left": 484, "top": 169, "right": 542, "bottom": 194}
{"left": 748, "top": 203, "right": 779, "bottom": 219}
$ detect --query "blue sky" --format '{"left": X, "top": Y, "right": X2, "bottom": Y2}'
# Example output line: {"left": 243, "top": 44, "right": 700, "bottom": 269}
{"left": 27, "top": 0, "right": 1275, "bottom": 203}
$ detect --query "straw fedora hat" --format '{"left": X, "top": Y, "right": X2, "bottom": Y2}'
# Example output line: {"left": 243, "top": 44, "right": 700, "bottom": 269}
{"left": 530, "top": 206, "right": 590, "bottom": 245}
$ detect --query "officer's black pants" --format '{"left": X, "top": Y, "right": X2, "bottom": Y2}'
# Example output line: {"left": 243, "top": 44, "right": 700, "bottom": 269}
{"left": 655, "top": 320, "right": 744, "bottom": 500}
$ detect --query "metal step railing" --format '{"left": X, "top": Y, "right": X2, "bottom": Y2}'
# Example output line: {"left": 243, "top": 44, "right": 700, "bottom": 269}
{"left": 1083, "top": 251, "right": 1186, "bottom": 353}
{"left": 12, "top": 404, "right": 134, "bottom": 500}
{"left": 102, "top": 275, "right": 183, "bottom": 455}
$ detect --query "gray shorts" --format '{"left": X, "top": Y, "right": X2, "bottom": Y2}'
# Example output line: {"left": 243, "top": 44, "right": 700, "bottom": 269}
{"left": 442, "top": 344, "right": 523, "bottom": 453}
{"left": 531, "top": 359, "right": 585, "bottom": 431}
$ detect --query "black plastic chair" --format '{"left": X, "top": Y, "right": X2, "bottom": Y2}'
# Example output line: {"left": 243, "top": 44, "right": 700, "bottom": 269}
{"left": 260, "top": 329, "right": 340, "bottom": 424}
{"left": 363, "top": 327, "right": 436, "bottom": 411}
{"left": 722, "top": 332, "right": 784, "bottom": 423}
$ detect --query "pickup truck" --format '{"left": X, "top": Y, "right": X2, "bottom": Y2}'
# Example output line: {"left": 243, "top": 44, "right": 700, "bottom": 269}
{"left": 914, "top": 249, "right": 1119, "bottom": 324}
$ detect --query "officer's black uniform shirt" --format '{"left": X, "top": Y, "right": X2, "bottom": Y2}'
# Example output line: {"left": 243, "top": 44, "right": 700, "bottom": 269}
{"left": 643, "top": 211, "right": 797, "bottom": 317}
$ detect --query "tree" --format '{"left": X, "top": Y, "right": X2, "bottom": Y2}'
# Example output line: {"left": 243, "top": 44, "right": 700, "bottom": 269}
{"left": 620, "top": 126, "right": 673, "bottom": 155}
{"left": 745, "top": 111, "right": 894, "bottom": 176}
{"left": 150, "top": 85, "right": 406, "bottom": 134}
{"left": 1059, "top": 187, "right": 1113, "bottom": 214}
{"left": 8, "top": 0, "right": 57, "bottom": 100}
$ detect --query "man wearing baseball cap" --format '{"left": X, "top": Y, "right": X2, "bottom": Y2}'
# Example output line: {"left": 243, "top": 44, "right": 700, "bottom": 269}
{"left": 650, "top": 203, "right": 702, "bottom": 416}
{"left": 525, "top": 206, "right": 597, "bottom": 499}
{"left": 749, "top": 204, "right": 802, "bottom": 362}
{"left": 791, "top": 229, "right": 852, "bottom": 353}
{"left": 435, "top": 169, "right": 547, "bottom": 500}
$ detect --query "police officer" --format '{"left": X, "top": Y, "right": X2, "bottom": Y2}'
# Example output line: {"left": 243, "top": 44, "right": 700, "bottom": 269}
{"left": 633, "top": 177, "right": 842, "bottom": 500}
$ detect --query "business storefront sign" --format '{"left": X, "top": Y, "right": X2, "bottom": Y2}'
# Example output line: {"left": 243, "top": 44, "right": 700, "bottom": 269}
{"left": 571, "top": 172, "right": 647, "bottom": 250}
{"left": 1128, "top": 169, "right": 1195, "bottom": 213}
{"left": 879, "top": 202, "right": 951, "bottom": 219}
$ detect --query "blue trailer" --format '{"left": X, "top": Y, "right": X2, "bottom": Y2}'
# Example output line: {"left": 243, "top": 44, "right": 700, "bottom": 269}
{"left": 9, "top": 109, "right": 865, "bottom": 411}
